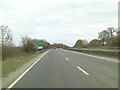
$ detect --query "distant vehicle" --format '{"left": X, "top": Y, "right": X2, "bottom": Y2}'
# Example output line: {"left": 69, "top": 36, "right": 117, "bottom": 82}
{"left": 53, "top": 47, "right": 56, "bottom": 49}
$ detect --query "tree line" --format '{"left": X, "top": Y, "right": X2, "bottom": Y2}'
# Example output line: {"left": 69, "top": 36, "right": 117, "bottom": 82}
{"left": 1, "top": 25, "right": 51, "bottom": 60}
{"left": 74, "top": 27, "right": 119, "bottom": 49}
{"left": 1, "top": 25, "right": 119, "bottom": 60}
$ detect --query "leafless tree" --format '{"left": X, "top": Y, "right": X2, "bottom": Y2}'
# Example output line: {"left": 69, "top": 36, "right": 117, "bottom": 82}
{"left": 0, "top": 25, "right": 13, "bottom": 46}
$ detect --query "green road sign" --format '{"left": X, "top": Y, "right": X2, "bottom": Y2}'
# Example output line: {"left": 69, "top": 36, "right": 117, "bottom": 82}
{"left": 35, "top": 43, "right": 43, "bottom": 49}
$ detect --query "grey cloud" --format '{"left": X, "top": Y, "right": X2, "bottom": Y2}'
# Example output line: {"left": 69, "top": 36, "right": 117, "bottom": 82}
{"left": 0, "top": 0, "right": 117, "bottom": 46}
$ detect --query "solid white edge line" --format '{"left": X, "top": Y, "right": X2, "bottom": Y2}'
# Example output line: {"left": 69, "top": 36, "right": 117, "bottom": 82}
{"left": 76, "top": 66, "right": 90, "bottom": 75}
{"left": 7, "top": 50, "right": 50, "bottom": 88}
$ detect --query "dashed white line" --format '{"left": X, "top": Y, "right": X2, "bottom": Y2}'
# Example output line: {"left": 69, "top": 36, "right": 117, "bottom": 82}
{"left": 76, "top": 66, "right": 90, "bottom": 75}
{"left": 65, "top": 57, "right": 69, "bottom": 61}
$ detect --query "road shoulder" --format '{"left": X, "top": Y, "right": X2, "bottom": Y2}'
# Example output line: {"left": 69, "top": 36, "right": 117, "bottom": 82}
{"left": 2, "top": 50, "right": 49, "bottom": 88}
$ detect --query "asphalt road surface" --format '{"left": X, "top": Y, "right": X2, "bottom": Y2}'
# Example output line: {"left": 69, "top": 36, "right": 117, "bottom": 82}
{"left": 12, "top": 48, "right": 118, "bottom": 88}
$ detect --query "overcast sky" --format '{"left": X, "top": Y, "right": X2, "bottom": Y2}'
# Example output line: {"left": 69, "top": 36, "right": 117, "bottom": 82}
{"left": 0, "top": 0, "right": 118, "bottom": 46}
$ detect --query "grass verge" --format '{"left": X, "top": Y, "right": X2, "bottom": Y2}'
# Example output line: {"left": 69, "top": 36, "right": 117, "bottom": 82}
{"left": 2, "top": 52, "right": 40, "bottom": 77}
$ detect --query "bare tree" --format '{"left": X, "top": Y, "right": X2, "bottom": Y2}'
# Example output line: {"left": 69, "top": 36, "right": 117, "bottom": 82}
{"left": 107, "top": 27, "right": 115, "bottom": 38}
{"left": 21, "top": 35, "right": 30, "bottom": 46}
{"left": 115, "top": 27, "right": 120, "bottom": 37}
{"left": 0, "top": 25, "right": 13, "bottom": 46}
{"left": 98, "top": 27, "right": 118, "bottom": 47}
{"left": 21, "top": 35, "right": 36, "bottom": 52}
{"left": 98, "top": 30, "right": 109, "bottom": 46}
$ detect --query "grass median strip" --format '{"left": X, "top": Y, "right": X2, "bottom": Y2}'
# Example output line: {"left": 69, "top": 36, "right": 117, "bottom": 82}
{"left": 2, "top": 53, "right": 40, "bottom": 77}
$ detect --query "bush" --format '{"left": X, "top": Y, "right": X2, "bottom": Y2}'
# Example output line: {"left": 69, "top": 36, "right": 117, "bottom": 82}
{"left": 2, "top": 46, "right": 27, "bottom": 60}
{"left": 106, "top": 37, "right": 118, "bottom": 47}
{"left": 23, "top": 40, "right": 36, "bottom": 53}
{"left": 88, "top": 39, "right": 101, "bottom": 47}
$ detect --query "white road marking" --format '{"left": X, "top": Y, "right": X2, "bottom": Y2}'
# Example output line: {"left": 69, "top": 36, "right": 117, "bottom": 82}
{"left": 65, "top": 57, "right": 69, "bottom": 61}
{"left": 61, "top": 54, "right": 63, "bottom": 55}
{"left": 76, "top": 66, "right": 90, "bottom": 75}
{"left": 7, "top": 50, "right": 50, "bottom": 88}
{"left": 62, "top": 49, "right": 118, "bottom": 62}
